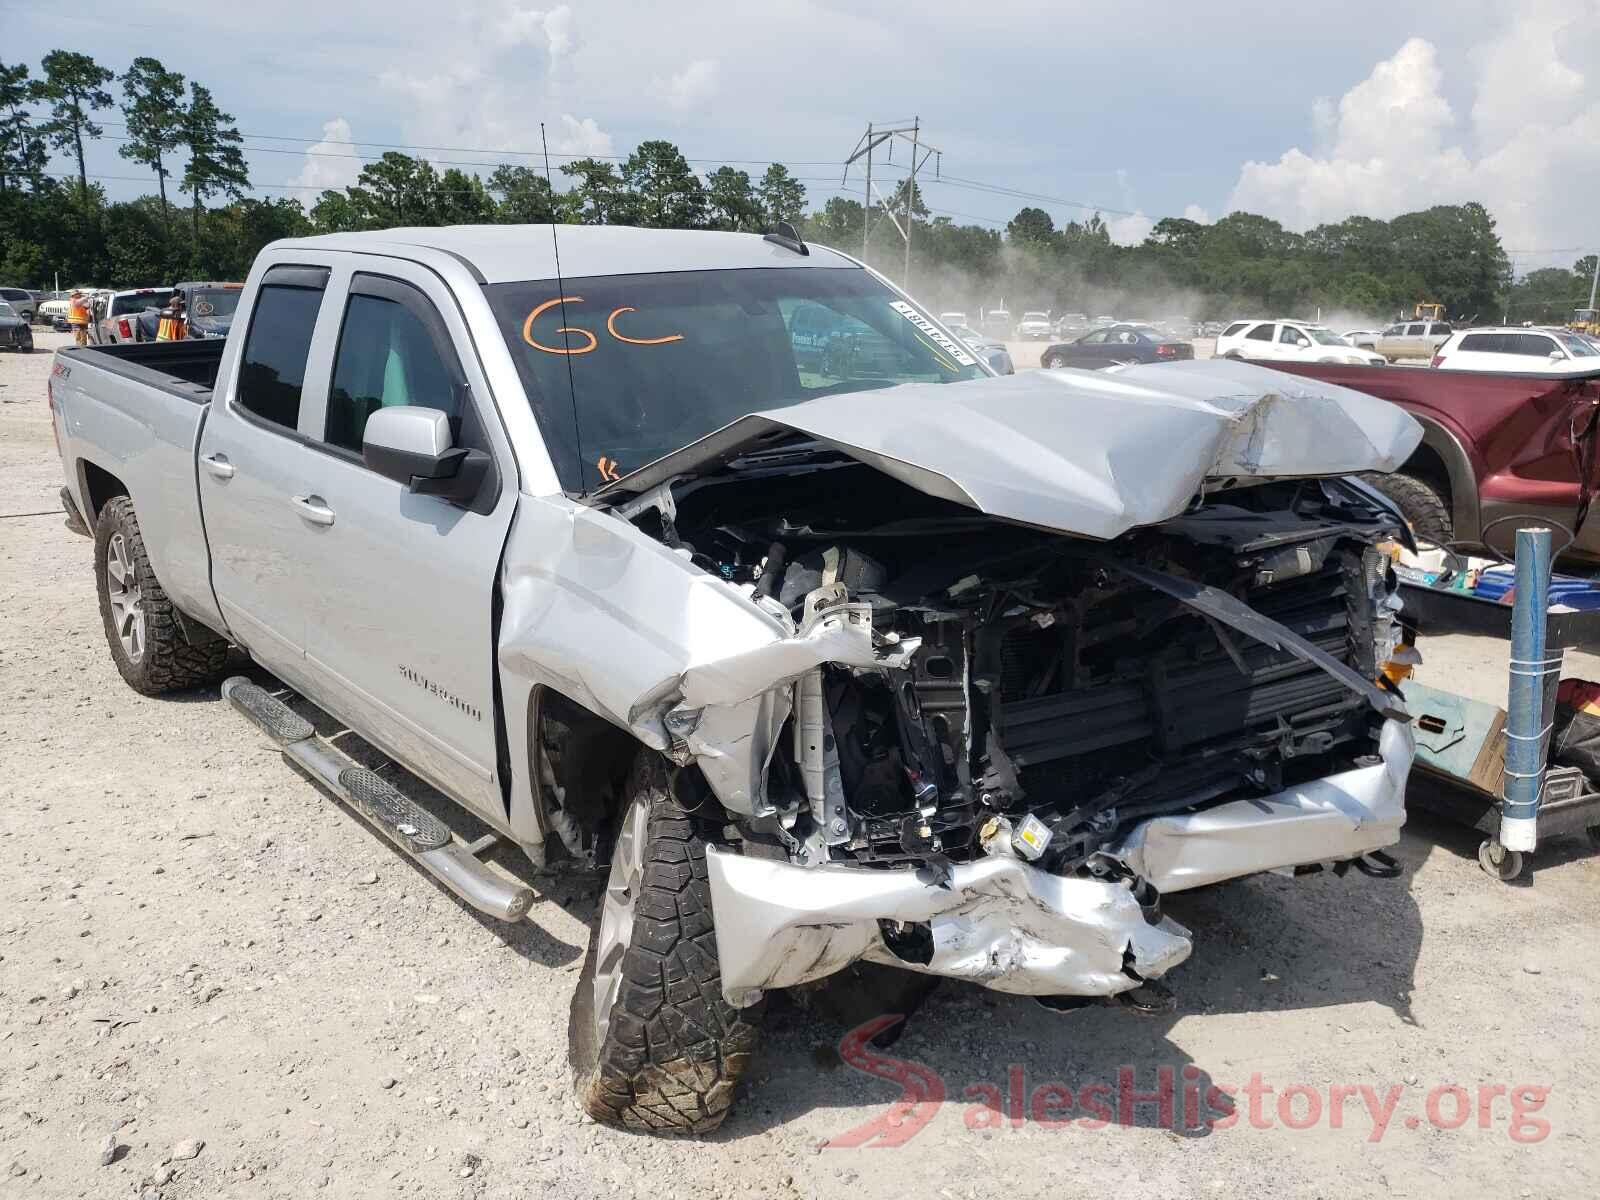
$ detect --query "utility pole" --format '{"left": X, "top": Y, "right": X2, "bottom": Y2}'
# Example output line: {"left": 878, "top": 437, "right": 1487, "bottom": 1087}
{"left": 842, "top": 118, "right": 941, "bottom": 285}
{"left": 1588, "top": 252, "right": 1599, "bottom": 314}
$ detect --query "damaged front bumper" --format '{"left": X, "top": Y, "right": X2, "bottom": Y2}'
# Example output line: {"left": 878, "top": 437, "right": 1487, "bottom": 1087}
{"left": 1115, "top": 717, "right": 1413, "bottom": 893}
{"left": 706, "top": 717, "right": 1413, "bottom": 1005}
{"left": 706, "top": 847, "right": 1194, "bottom": 1003}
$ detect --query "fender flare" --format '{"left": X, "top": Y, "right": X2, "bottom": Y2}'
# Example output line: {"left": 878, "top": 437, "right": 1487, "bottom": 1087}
{"left": 1403, "top": 413, "right": 1481, "bottom": 543}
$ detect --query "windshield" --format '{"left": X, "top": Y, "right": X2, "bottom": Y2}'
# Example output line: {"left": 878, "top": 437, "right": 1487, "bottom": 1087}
{"left": 1304, "top": 327, "right": 1346, "bottom": 345}
{"left": 486, "top": 266, "right": 986, "bottom": 492}
{"left": 1557, "top": 333, "right": 1598, "bottom": 357}
{"left": 188, "top": 288, "right": 241, "bottom": 321}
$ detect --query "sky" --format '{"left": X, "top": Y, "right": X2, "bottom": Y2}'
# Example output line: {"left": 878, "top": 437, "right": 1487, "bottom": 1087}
{"left": 7, "top": 0, "right": 1600, "bottom": 273}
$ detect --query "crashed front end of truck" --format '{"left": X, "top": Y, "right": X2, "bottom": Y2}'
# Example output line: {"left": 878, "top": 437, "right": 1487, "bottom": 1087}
{"left": 519, "top": 361, "right": 1422, "bottom": 1009}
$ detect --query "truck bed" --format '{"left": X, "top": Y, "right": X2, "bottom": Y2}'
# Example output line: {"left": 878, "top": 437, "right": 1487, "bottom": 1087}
{"left": 51, "top": 338, "right": 224, "bottom": 632}
{"left": 60, "top": 338, "right": 226, "bottom": 401}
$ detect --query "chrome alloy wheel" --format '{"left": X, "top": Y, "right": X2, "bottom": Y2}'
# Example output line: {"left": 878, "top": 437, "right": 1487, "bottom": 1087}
{"left": 105, "top": 532, "right": 145, "bottom": 663}
{"left": 590, "top": 795, "right": 650, "bottom": 1049}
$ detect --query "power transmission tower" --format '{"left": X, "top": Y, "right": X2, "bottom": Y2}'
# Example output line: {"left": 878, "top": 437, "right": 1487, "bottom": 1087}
{"left": 843, "top": 118, "right": 941, "bottom": 285}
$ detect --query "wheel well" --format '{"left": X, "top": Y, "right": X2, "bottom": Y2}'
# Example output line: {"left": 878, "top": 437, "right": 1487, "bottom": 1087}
{"left": 79, "top": 460, "right": 129, "bottom": 521}
{"left": 531, "top": 686, "right": 646, "bottom": 866}
{"left": 1398, "top": 443, "right": 1452, "bottom": 509}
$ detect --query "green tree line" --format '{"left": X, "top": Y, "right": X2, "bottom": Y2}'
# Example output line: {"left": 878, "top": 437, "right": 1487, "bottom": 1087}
{"left": 2, "top": 47, "right": 1583, "bottom": 325}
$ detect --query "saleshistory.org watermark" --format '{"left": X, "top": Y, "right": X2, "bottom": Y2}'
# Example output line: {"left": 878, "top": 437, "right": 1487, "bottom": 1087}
{"left": 826, "top": 1017, "right": 1553, "bottom": 1149}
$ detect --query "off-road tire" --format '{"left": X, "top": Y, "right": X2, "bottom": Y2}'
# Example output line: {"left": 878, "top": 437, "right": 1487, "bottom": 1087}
{"left": 1358, "top": 471, "right": 1453, "bottom": 548}
{"left": 94, "top": 496, "right": 229, "bottom": 695}
{"left": 569, "top": 753, "right": 762, "bottom": 1134}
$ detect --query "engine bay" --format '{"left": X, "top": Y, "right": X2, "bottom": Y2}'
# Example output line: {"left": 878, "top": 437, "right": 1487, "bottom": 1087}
{"left": 626, "top": 450, "right": 1406, "bottom": 883}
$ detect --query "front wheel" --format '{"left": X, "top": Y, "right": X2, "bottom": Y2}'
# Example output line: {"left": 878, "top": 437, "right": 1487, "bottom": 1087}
{"left": 1043, "top": 354, "right": 1066, "bottom": 369}
{"left": 93, "top": 497, "right": 228, "bottom": 695}
{"left": 1357, "top": 471, "right": 1452, "bottom": 547}
{"left": 569, "top": 753, "right": 762, "bottom": 1134}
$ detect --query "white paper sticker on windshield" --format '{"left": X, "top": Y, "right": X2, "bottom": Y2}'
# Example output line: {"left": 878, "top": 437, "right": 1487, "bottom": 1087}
{"left": 889, "top": 300, "right": 978, "bottom": 366}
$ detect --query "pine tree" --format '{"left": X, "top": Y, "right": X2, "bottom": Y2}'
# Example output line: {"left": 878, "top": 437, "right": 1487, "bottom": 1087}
{"left": 119, "top": 57, "right": 187, "bottom": 223}
{"left": 32, "top": 50, "right": 114, "bottom": 195}
{"left": 179, "top": 83, "right": 249, "bottom": 246}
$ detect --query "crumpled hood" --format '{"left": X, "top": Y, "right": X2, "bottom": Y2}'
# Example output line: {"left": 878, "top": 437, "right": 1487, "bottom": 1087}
{"left": 608, "top": 358, "right": 1423, "bottom": 541}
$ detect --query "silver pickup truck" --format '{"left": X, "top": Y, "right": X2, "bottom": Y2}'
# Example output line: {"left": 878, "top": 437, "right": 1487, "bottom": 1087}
{"left": 51, "top": 224, "right": 1422, "bottom": 1135}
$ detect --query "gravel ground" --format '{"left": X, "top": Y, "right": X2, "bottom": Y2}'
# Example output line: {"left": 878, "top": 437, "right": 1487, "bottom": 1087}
{"left": 3, "top": 329, "right": 1599, "bottom": 1199}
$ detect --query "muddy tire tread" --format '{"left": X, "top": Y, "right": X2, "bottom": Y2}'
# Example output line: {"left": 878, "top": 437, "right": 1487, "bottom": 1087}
{"left": 573, "top": 755, "right": 761, "bottom": 1135}
{"left": 1358, "top": 471, "right": 1452, "bottom": 546}
{"left": 94, "top": 497, "right": 229, "bottom": 695}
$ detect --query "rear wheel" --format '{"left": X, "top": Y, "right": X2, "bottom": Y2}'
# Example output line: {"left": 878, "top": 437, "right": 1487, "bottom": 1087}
{"left": 1043, "top": 354, "right": 1066, "bottom": 369}
{"left": 1358, "top": 471, "right": 1452, "bottom": 547}
{"left": 569, "top": 753, "right": 762, "bottom": 1134}
{"left": 93, "top": 496, "right": 228, "bottom": 695}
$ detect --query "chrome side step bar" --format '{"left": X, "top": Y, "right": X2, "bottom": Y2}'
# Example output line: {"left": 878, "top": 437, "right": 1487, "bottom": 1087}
{"left": 221, "top": 676, "right": 533, "bottom": 922}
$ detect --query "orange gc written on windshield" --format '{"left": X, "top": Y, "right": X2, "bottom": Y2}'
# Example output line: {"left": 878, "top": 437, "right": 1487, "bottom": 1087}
{"left": 522, "top": 297, "right": 685, "bottom": 355}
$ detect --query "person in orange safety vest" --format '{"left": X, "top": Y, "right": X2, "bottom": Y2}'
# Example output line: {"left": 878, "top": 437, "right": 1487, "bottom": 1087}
{"left": 155, "top": 294, "right": 187, "bottom": 342}
{"left": 67, "top": 290, "right": 90, "bottom": 347}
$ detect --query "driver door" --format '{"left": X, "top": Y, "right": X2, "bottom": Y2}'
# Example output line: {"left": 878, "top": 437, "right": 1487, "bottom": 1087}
{"left": 284, "top": 260, "right": 518, "bottom": 824}
{"left": 1277, "top": 323, "right": 1308, "bottom": 360}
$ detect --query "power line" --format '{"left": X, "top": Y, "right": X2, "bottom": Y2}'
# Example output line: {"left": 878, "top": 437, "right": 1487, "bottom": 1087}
{"left": 92, "top": 120, "right": 845, "bottom": 168}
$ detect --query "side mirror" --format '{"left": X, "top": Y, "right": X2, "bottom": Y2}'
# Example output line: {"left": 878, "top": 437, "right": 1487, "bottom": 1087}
{"left": 1550, "top": 350, "right": 1566, "bottom": 361}
{"left": 1297, "top": 338, "right": 1311, "bottom": 347}
{"left": 362, "top": 405, "right": 490, "bottom": 505}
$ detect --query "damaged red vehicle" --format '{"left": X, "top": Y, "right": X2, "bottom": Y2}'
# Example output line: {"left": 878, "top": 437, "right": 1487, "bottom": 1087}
{"left": 1271, "top": 362, "right": 1600, "bottom": 561}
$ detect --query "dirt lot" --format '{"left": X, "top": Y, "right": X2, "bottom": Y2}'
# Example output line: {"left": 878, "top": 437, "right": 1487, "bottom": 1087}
{"left": 3, "top": 330, "right": 1599, "bottom": 1199}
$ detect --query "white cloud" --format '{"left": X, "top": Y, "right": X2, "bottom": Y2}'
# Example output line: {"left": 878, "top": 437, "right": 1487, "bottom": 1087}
{"left": 1227, "top": 8, "right": 1600, "bottom": 268}
{"left": 542, "top": 5, "right": 575, "bottom": 60}
{"left": 1182, "top": 204, "right": 1212, "bottom": 224}
{"left": 549, "top": 114, "right": 614, "bottom": 158}
{"left": 375, "top": 1, "right": 609, "bottom": 166}
{"left": 661, "top": 59, "right": 719, "bottom": 113}
{"left": 288, "top": 118, "right": 363, "bottom": 192}
{"left": 1105, "top": 212, "right": 1153, "bottom": 245}
{"left": 491, "top": 2, "right": 575, "bottom": 61}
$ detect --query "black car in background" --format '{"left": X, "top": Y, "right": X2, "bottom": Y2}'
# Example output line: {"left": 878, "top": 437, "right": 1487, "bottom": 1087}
{"left": 0, "top": 299, "right": 35, "bottom": 351}
{"left": 1041, "top": 323, "right": 1194, "bottom": 370}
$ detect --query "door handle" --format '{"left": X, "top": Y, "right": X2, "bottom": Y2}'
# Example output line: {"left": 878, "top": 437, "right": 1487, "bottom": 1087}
{"left": 201, "top": 452, "right": 235, "bottom": 479}
{"left": 290, "top": 494, "right": 335, "bottom": 527}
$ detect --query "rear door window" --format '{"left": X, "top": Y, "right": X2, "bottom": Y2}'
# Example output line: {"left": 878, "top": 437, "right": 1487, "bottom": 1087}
{"left": 1510, "top": 334, "right": 1558, "bottom": 356}
{"left": 1245, "top": 323, "right": 1275, "bottom": 342}
{"left": 235, "top": 273, "right": 328, "bottom": 431}
{"left": 324, "top": 277, "right": 463, "bottom": 454}
{"left": 1404, "top": 324, "right": 1424, "bottom": 336}
{"left": 1459, "top": 333, "right": 1503, "bottom": 353}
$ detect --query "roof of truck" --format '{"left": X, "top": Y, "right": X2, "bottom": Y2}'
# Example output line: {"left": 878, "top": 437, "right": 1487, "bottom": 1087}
{"left": 273, "top": 225, "right": 859, "bottom": 285}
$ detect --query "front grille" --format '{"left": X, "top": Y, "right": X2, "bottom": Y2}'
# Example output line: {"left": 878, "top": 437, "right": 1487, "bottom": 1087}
{"left": 998, "top": 556, "right": 1365, "bottom": 768}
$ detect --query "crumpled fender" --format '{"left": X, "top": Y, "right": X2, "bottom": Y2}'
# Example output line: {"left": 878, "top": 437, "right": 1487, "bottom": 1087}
{"left": 497, "top": 497, "right": 906, "bottom": 841}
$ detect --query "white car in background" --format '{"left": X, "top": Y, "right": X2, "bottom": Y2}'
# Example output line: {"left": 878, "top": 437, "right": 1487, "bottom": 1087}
{"left": 1342, "top": 329, "right": 1384, "bottom": 347}
{"left": 938, "top": 311, "right": 968, "bottom": 329}
{"left": 1431, "top": 327, "right": 1600, "bottom": 373}
{"left": 1015, "top": 311, "right": 1053, "bottom": 339}
{"left": 1216, "top": 319, "right": 1386, "bottom": 366}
